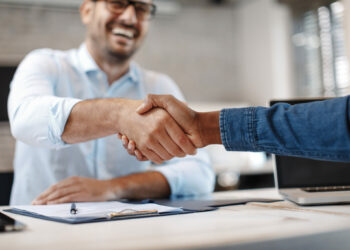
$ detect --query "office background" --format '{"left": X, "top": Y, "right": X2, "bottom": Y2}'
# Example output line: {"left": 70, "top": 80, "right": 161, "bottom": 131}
{"left": 1, "top": 0, "right": 350, "bottom": 204}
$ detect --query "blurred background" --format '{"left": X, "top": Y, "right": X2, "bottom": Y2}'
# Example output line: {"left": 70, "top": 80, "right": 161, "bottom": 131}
{"left": 1, "top": 0, "right": 350, "bottom": 203}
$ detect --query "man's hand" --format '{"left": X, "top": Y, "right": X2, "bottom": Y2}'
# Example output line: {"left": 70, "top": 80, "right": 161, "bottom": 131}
{"left": 117, "top": 99, "right": 196, "bottom": 164}
{"left": 119, "top": 95, "right": 222, "bottom": 161}
{"left": 62, "top": 98, "right": 196, "bottom": 164}
{"left": 32, "top": 172, "right": 171, "bottom": 205}
{"left": 137, "top": 95, "right": 205, "bottom": 147}
{"left": 32, "top": 177, "right": 116, "bottom": 205}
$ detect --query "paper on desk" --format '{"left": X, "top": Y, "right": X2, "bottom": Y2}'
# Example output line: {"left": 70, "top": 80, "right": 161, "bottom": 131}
{"left": 12, "top": 201, "right": 183, "bottom": 219}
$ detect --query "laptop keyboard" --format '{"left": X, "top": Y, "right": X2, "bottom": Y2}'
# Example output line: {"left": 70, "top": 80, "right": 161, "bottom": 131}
{"left": 302, "top": 186, "right": 350, "bottom": 192}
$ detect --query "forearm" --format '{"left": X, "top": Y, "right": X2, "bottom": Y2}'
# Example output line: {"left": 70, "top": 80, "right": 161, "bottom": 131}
{"left": 62, "top": 98, "right": 134, "bottom": 144}
{"left": 108, "top": 171, "right": 171, "bottom": 200}
{"left": 9, "top": 95, "right": 80, "bottom": 148}
{"left": 197, "top": 111, "right": 222, "bottom": 146}
{"left": 220, "top": 96, "right": 350, "bottom": 162}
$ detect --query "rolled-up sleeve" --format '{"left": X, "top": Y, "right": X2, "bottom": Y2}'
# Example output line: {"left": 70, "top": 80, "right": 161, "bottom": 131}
{"left": 153, "top": 149, "right": 215, "bottom": 197}
{"left": 8, "top": 50, "right": 81, "bottom": 149}
{"left": 220, "top": 107, "right": 259, "bottom": 152}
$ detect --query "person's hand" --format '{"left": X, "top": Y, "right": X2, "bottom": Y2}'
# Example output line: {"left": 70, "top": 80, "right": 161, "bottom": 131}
{"left": 118, "top": 95, "right": 205, "bottom": 161}
{"left": 32, "top": 177, "right": 117, "bottom": 205}
{"left": 137, "top": 95, "right": 205, "bottom": 147}
{"left": 119, "top": 95, "right": 222, "bottom": 161}
{"left": 118, "top": 133, "right": 148, "bottom": 161}
{"left": 117, "top": 99, "right": 196, "bottom": 164}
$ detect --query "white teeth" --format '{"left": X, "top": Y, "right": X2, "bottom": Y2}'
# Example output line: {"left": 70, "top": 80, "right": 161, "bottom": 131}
{"left": 112, "top": 28, "right": 134, "bottom": 39}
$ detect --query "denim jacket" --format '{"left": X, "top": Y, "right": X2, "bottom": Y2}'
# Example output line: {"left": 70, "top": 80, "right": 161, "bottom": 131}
{"left": 220, "top": 96, "right": 350, "bottom": 162}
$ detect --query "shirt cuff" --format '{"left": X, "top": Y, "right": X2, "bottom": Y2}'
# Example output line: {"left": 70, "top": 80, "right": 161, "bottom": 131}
{"left": 155, "top": 165, "right": 183, "bottom": 196}
{"left": 153, "top": 151, "right": 214, "bottom": 197}
{"left": 48, "top": 98, "right": 81, "bottom": 148}
{"left": 220, "top": 107, "right": 259, "bottom": 152}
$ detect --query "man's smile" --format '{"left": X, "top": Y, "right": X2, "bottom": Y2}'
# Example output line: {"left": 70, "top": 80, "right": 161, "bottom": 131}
{"left": 111, "top": 27, "right": 135, "bottom": 39}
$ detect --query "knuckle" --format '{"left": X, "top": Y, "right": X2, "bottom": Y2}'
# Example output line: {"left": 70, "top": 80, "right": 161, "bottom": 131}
{"left": 154, "top": 159, "right": 163, "bottom": 165}
{"left": 175, "top": 148, "right": 185, "bottom": 157}
{"left": 152, "top": 127, "right": 162, "bottom": 135}
{"left": 190, "top": 148, "right": 197, "bottom": 155}
{"left": 178, "top": 134, "right": 188, "bottom": 145}
{"left": 138, "top": 143, "right": 147, "bottom": 151}
{"left": 164, "top": 155, "right": 173, "bottom": 161}
{"left": 161, "top": 113, "right": 171, "bottom": 121}
{"left": 144, "top": 137, "right": 155, "bottom": 146}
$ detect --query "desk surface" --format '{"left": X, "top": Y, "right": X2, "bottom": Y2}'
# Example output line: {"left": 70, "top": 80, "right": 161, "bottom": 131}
{"left": 2, "top": 188, "right": 350, "bottom": 250}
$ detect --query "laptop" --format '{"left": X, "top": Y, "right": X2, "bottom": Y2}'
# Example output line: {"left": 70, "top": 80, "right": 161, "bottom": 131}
{"left": 270, "top": 98, "right": 350, "bottom": 205}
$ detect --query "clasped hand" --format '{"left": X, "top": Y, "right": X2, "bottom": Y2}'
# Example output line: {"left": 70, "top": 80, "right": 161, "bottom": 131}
{"left": 119, "top": 95, "right": 206, "bottom": 163}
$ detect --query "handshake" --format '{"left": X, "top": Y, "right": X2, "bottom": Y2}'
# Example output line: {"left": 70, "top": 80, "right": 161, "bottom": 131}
{"left": 118, "top": 95, "right": 222, "bottom": 164}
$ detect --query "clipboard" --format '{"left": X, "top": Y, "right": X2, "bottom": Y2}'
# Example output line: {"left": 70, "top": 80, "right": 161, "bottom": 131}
{"left": 3, "top": 201, "right": 208, "bottom": 224}
{"left": 4, "top": 197, "right": 282, "bottom": 224}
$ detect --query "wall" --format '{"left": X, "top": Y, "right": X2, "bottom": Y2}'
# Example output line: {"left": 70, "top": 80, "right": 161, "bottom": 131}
{"left": 0, "top": 0, "right": 293, "bottom": 105}
{"left": 233, "top": 0, "right": 294, "bottom": 104}
{"left": 0, "top": 3, "right": 84, "bottom": 65}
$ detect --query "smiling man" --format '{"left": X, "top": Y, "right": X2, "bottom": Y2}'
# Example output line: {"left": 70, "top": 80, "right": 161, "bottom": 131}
{"left": 8, "top": 0, "right": 214, "bottom": 205}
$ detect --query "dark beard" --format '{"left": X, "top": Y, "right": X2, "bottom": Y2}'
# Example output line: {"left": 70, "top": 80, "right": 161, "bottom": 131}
{"left": 104, "top": 22, "right": 140, "bottom": 64}
{"left": 105, "top": 46, "right": 137, "bottom": 65}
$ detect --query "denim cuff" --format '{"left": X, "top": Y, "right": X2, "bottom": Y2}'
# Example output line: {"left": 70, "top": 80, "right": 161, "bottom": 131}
{"left": 220, "top": 107, "right": 258, "bottom": 152}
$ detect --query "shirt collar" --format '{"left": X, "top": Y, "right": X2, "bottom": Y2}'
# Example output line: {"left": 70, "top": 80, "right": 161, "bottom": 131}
{"left": 128, "top": 62, "right": 139, "bottom": 83}
{"left": 78, "top": 43, "right": 100, "bottom": 73}
{"left": 78, "top": 43, "right": 139, "bottom": 83}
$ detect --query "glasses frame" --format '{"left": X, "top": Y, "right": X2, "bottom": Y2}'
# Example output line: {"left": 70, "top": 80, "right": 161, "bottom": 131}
{"left": 92, "top": 0, "right": 157, "bottom": 21}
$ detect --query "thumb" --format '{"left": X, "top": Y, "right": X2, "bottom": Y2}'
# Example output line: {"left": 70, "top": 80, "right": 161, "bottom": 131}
{"left": 136, "top": 102, "right": 152, "bottom": 114}
{"left": 136, "top": 94, "right": 165, "bottom": 114}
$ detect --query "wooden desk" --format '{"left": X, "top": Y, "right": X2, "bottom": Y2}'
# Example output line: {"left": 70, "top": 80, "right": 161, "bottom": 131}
{"left": 2, "top": 188, "right": 350, "bottom": 250}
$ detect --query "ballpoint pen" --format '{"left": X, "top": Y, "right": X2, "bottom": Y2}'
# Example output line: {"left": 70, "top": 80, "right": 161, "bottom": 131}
{"left": 70, "top": 203, "right": 78, "bottom": 215}
{"left": 107, "top": 209, "right": 158, "bottom": 219}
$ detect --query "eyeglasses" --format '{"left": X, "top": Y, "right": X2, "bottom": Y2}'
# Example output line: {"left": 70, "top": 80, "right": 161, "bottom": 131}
{"left": 92, "top": 0, "right": 157, "bottom": 20}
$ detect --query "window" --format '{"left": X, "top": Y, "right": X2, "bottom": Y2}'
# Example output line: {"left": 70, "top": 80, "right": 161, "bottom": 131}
{"left": 282, "top": 0, "right": 350, "bottom": 97}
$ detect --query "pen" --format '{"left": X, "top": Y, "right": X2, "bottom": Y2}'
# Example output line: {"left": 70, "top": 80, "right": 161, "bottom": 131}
{"left": 107, "top": 209, "right": 158, "bottom": 219}
{"left": 70, "top": 203, "right": 78, "bottom": 215}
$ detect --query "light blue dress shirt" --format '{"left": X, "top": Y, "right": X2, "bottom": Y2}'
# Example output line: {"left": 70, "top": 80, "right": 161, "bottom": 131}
{"left": 8, "top": 44, "right": 215, "bottom": 205}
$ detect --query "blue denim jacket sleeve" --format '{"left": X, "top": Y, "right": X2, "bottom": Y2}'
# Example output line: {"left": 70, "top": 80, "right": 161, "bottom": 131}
{"left": 220, "top": 96, "right": 350, "bottom": 162}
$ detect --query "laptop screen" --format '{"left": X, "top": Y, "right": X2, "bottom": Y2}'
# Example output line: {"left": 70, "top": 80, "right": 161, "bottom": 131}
{"left": 270, "top": 98, "right": 350, "bottom": 188}
{"left": 275, "top": 155, "right": 350, "bottom": 188}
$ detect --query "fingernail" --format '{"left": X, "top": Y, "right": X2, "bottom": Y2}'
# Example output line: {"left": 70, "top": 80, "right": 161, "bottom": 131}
{"left": 191, "top": 149, "right": 197, "bottom": 155}
{"left": 136, "top": 103, "right": 145, "bottom": 112}
{"left": 135, "top": 151, "right": 141, "bottom": 158}
{"left": 128, "top": 143, "right": 133, "bottom": 150}
{"left": 122, "top": 139, "right": 127, "bottom": 145}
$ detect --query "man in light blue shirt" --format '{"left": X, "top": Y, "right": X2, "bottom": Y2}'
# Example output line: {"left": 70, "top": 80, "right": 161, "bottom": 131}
{"left": 8, "top": 0, "right": 214, "bottom": 205}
